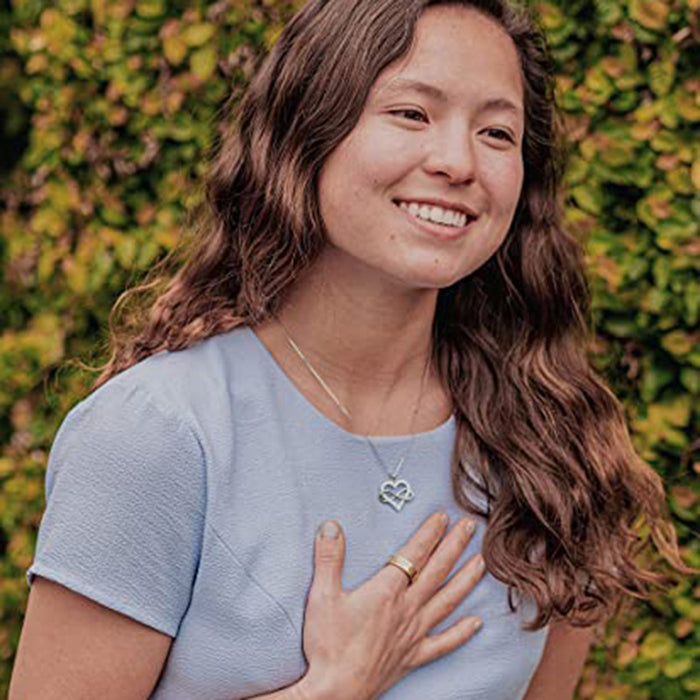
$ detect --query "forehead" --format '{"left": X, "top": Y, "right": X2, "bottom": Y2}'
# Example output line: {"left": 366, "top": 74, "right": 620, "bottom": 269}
{"left": 371, "top": 5, "right": 524, "bottom": 117}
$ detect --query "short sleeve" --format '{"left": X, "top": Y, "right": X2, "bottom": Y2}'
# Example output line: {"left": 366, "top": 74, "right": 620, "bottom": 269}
{"left": 26, "top": 380, "right": 207, "bottom": 638}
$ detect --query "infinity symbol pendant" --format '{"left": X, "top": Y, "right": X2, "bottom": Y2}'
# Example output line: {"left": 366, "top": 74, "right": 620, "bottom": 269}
{"left": 378, "top": 478, "right": 415, "bottom": 512}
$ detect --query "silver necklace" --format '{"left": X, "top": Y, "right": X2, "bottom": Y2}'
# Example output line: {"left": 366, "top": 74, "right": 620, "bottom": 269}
{"left": 274, "top": 315, "right": 431, "bottom": 513}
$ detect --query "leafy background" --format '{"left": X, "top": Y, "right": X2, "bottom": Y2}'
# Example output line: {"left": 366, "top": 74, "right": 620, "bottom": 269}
{"left": 0, "top": 0, "right": 698, "bottom": 697}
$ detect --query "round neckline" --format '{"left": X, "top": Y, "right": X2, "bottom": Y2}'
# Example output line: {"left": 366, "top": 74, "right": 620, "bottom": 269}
{"left": 243, "top": 324, "right": 456, "bottom": 445}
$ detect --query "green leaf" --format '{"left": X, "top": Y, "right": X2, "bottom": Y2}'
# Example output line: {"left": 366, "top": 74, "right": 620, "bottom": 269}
{"left": 651, "top": 130, "right": 681, "bottom": 153}
{"left": 674, "top": 596, "right": 700, "bottom": 621}
{"left": 629, "top": 0, "right": 670, "bottom": 31}
{"left": 658, "top": 95, "right": 680, "bottom": 129}
{"left": 640, "top": 358, "right": 675, "bottom": 401}
{"left": 595, "top": 0, "right": 624, "bottom": 24}
{"left": 163, "top": 35, "right": 187, "bottom": 65}
{"left": 571, "top": 183, "right": 605, "bottom": 214}
{"left": 649, "top": 57, "right": 676, "bottom": 97}
{"left": 676, "top": 88, "right": 700, "bottom": 122}
{"left": 609, "top": 91, "right": 640, "bottom": 111}
{"left": 652, "top": 256, "right": 672, "bottom": 288}
{"left": 683, "top": 281, "right": 700, "bottom": 325}
{"left": 182, "top": 23, "right": 216, "bottom": 48}
{"left": 599, "top": 143, "right": 637, "bottom": 167}
{"left": 679, "top": 368, "right": 700, "bottom": 394}
{"left": 640, "top": 631, "right": 674, "bottom": 661}
{"left": 584, "top": 65, "right": 616, "bottom": 103}
{"left": 665, "top": 166, "right": 694, "bottom": 195}
{"left": 661, "top": 330, "right": 696, "bottom": 357}
{"left": 135, "top": 0, "right": 165, "bottom": 19}
{"left": 189, "top": 45, "right": 218, "bottom": 81}
{"left": 682, "top": 667, "right": 700, "bottom": 691}
{"left": 565, "top": 155, "right": 589, "bottom": 186}
{"left": 603, "top": 316, "right": 638, "bottom": 337}
{"left": 114, "top": 235, "right": 137, "bottom": 267}
{"left": 631, "top": 657, "right": 661, "bottom": 682}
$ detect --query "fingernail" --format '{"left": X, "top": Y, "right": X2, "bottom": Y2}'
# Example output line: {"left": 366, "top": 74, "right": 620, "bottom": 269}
{"left": 318, "top": 520, "right": 340, "bottom": 539}
{"left": 439, "top": 512, "right": 449, "bottom": 526}
{"left": 464, "top": 519, "right": 476, "bottom": 536}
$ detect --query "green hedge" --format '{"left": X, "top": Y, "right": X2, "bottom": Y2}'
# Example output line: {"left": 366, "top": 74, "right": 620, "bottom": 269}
{"left": 0, "top": 0, "right": 698, "bottom": 696}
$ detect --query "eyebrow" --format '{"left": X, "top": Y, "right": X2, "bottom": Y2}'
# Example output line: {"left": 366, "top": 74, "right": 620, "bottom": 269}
{"left": 380, "top": 77, "right": 523, "bottom": 118}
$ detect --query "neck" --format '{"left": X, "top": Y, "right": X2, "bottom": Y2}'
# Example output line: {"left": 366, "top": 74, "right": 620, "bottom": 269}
{"left": 270, "top": 258, "right": 437, "bottom": 389}
{"left": 250, "top": 249, "right": 449, "bottom": 430}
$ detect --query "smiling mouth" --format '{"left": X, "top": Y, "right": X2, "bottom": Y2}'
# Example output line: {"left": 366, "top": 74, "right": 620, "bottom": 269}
{"left": 391, "top": 199, "right": 477, "bottom": 239}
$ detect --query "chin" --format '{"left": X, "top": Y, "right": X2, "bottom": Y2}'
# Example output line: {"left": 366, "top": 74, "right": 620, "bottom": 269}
{"left": 393, "top": 268, "right": 467, "bottom": 291}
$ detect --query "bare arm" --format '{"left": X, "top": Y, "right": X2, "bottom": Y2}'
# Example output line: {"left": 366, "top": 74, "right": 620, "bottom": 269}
{"left": 9, "top": 576, "right": 173, "bottom": 700}
{"left": 11, "top": 576, "right": 315, "bottom": 700}
{"left": 522, "top": 619, "right": 596, "bottom": 700}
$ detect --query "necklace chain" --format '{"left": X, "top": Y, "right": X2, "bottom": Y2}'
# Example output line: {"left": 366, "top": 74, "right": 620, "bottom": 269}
{"left": 273, "top": 315, "right": 431, "bottom": 512}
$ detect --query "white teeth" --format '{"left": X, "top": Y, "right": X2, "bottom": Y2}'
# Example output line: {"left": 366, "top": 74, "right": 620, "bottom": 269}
{"left": 398, "top": 201, "right": 468, "bottom": 228}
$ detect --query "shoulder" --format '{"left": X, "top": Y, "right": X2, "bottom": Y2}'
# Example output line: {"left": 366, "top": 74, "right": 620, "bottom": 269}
{"left": 74, "top": 325, "right": 255, "bottom": 435}
{"left": 47, "top": 369, "right": 209, "bottom": 505}
{"left": 109, "top": 326, "right": 248, "bottom": 410}
{"left": 43, "top": 332, "right": 261, "bottom": 503}
{"left": 48, "top": 325, "right": 261, "bottom": 493}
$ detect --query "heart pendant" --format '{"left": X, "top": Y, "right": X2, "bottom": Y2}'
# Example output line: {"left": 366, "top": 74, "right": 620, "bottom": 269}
{"left": 378, "top": 478, "right": 415, "bottom": 512}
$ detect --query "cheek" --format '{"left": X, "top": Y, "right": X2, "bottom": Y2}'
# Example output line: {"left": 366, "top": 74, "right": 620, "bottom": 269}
{"left": 323, "top": 135, "right": 385, "bottom": 206}
{"left": 318, "top": 150, "right": 376, "bottom": 247}
{"left": 487, "top": 157, "right": 524, "bottom": 211}
{"left": 352, "top": 120, "right": 420, "bottom": 179}
{"left": 318, "top": 150, "right": 360, "bottom": 226}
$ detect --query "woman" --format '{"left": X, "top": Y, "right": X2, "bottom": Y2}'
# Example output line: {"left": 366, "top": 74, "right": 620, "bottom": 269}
{"left": 10, "top": 0, "right": 690, "bottom": 698}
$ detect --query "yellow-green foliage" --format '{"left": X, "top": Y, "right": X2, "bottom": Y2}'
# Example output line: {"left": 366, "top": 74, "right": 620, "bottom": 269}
{"left": 0, "top": 0, "right": 698, "bottom": 696}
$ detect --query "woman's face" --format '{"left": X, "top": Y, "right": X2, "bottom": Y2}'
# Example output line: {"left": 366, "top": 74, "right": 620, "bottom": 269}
{"left": 317, "top": 4, "right": 525, "bottom": 291}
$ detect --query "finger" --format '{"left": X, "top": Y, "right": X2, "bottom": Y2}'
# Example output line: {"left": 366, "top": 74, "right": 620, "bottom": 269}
{"left": 408, "top": 616, "right": 483, "bottom": 669}
{"left": 405, "top": 517, "right": 477, "bottom": 609}
{"left": 415, "top": 553, "right": 486, "bottom": 634}
{"left": 377, "top": 511, "right": 448, "bottom": 593}
{"left": 310, "top": 520, "right": 346, "bottom": 597}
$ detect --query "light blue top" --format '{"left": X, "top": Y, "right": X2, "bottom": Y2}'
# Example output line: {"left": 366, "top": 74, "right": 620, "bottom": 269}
{"left": 27, "top": 324, "right": 549, "bottom": 699}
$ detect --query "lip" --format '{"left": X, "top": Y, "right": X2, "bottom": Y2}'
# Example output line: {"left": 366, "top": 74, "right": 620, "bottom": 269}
{"left": 392, "top": 200, "right": 476, "bottom": 241}
{"left": 394, "top": 197, "right": 478, "bottom": 219}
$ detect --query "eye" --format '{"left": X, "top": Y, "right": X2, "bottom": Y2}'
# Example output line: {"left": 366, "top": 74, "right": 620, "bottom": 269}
{"left": 484, "top": 127, "right": 515, "bottom": 143}
{"left": 389, "top": 109, "right": 428, "bottom": 123}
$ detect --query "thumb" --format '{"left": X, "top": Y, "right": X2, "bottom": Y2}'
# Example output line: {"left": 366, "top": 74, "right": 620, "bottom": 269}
{"left": 311, "top": 520, "right": 346, "bottom": 596}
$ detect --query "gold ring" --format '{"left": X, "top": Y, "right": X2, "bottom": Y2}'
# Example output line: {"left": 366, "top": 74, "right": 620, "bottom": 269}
{"left": 385, "top": 553, "right": 419, "bottom": 585}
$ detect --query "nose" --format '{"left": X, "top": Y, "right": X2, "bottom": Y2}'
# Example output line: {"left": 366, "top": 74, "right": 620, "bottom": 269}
{"left": 423, "top": 127, "right": 477, "bottom": 184}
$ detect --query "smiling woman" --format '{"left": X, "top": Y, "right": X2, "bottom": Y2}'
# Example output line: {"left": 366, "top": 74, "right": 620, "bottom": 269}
{"left": 314, "top": 8, "right": 525, "bottom": 292}
{"left": 10, "top": 1, "right": 694, "bottom": 699}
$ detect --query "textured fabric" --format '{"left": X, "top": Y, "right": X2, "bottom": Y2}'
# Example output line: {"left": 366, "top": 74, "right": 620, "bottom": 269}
{"left": 27, "top": 324, "right": 549, "bottom": 699}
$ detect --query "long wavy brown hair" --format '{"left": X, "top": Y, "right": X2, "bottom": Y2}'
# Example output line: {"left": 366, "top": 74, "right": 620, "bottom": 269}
{"left": 86, "top": 0, "right": 694, "bottom": 631}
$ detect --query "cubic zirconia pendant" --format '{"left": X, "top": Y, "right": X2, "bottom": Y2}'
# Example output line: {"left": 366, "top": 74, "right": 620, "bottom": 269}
{"left": 378, "top": 477, "right": 415, "bottom": 512}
